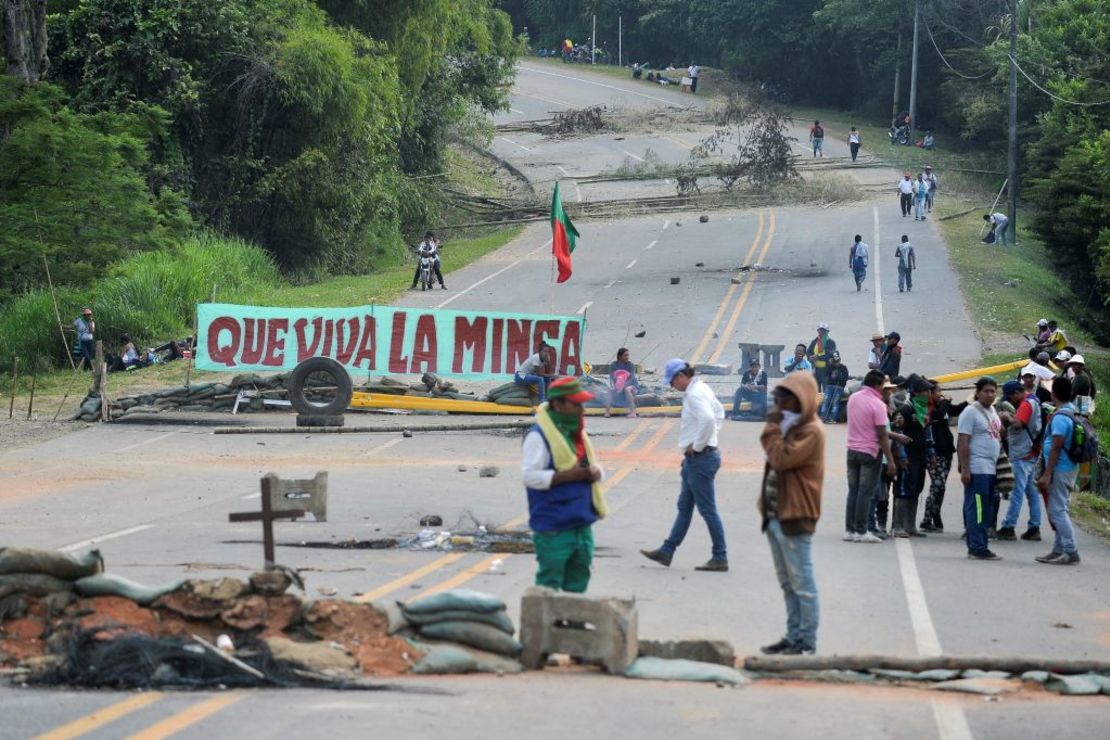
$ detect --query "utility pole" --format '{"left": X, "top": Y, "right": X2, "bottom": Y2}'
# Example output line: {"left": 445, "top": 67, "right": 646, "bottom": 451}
{"left": 1007, "top": 0, "right": 1018, "bottom": 241}
{"left": 892, "top": 32, "right": 903, "bottom": 120}
{"left": 592, "top": 14, "right": 597, "bottom": 64}
{"left": 618, "top": 15, "right": 622, "bottom": 68}
{"left": 908, "top": 0, "right": 921, "bottom": 141}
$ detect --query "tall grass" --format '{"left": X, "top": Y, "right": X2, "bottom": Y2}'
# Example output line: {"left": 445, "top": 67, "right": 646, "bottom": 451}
{"left": 0, "top": 234, "right": 282, "bottom": 372}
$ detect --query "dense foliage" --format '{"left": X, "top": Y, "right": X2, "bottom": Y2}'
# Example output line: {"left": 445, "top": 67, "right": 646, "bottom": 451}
{"left": 503, "top": 0, "right": 1110, "bottom": 339}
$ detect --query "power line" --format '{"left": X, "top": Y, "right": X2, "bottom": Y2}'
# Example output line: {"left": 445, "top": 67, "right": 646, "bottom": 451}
{"left": 1008, "top": 54, "right": 1110, "bottom": 107}
{"left": 922, "top": 15, "right": 992, "bottom": 80}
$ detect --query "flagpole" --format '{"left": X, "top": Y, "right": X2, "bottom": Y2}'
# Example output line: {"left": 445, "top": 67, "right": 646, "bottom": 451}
{"left": 549, "top": 253, "right": 556, "bottom": 314}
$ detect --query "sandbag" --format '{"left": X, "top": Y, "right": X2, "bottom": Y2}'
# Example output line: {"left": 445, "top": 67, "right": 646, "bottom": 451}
{"left": 74, "top": 573, "right": 185, "bottom": 606}
{"left": 417, "top": 620, "right": 522, "bottom": 657}
{"left": 0, "top": 573, "right": 74, "bottom": 599}
{"left": 370, "top": 599, "right": 411, "bottom": 635}
{"left": 401, "top": 607, "right": 514, "bottom": 634}
{"left": 624, "top": 657, "right": 750, "bottom": 685}
{"left": 400, "top": 589, "right": 505, "bottom": 615}
{"left": 411, "top": 644, "right": 522, "bottom": 675}
{"left": 0, "top": 547, "right": 103, "bottom": 579}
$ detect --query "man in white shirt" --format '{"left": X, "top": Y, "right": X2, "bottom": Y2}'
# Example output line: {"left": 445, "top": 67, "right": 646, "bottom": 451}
{"left": 687, "top": 63, "right": 699, "bottom": 93}
{"left": 641, "top": 358, "right": 728, "bottom": 571}
{"left": 898, "top": 174, "right": 914, "bottom": 217}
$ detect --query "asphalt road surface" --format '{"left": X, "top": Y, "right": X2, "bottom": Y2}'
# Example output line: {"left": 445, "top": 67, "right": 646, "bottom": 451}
{"left": 0, "top": 61, "right": 1106, "bottom": 739}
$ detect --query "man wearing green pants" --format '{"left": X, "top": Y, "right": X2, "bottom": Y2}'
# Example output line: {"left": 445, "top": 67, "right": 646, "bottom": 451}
{"left": 522, "top": 377, "right": 607, "bottom": 591}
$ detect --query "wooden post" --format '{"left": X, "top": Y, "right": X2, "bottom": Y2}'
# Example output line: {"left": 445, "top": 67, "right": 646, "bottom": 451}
{"left": 27, "top": 374, "right": 36, "bottom": 420}
{"left": 94, "top": 340, "right": 109, "bottom": 422}
{"left": 7, "top": 357, "right": 18, "bottom": 419}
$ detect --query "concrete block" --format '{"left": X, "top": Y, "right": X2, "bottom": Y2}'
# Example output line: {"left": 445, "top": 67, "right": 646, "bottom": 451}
{"left": 519, "top": 587, "right": 637, "bottom": 674}
{"left": 636, "top": 639, "right": 735, "bottom": 667}
{"left": 694, "top": 363, "right": 733, "bottom": 376}
{"left": 268, "top": 471, "right": 328, "bottom": 522}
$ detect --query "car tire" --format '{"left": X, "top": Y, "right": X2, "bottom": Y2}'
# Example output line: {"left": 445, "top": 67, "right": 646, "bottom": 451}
{"left": 287, "top": 357, "right": 352, "bottom": 416}
{"left": 296, "top": 414, "right": 345, "bottom": 428}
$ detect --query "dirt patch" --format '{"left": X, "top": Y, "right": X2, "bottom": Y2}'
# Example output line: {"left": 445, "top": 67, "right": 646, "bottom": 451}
{"left": 221, "top": 595, "right": 301, "bottom": 635}
{"left": 0, "top": 419, "right": 86, "bottom": 452}
{"left": 301, "top": 600, "right": 420, "bottom": 676}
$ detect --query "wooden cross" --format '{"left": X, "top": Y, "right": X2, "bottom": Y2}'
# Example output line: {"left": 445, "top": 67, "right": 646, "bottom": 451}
{"left": 229, "top": 474, "right": 305, "bottom": 568}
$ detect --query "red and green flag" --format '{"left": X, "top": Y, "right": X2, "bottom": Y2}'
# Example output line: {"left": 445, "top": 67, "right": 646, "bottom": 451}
{"left": 550, "top": 182, "right": 580, "bottom": 283}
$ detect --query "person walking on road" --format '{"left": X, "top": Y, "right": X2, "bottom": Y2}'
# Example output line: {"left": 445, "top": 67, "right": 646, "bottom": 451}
{"left": 819, "top": 353, "right": 849, "bottom": 424}
{"left": 995, "top": 380, "right": 1043, "bottom": 542}
{"left": 850, "top": 235, "right": 869, "bottom": 292}
{"left": 74, "top": 308, "right": 96, "bottom": 371}
{"left": 844, "top": 370, "right": 897, "bottom": 542}
{"left": 522, "top": 377, "right": 606, "bottom": 592}
{"left": 758, "top": 372, "right": 825, "bottom": 656}
{"left": 1035, "top": 377, "right": 1082, "bottom": 565}
{"left": 958, "top": 377, "right": 1004, "bottom": 561}
{"left": 922, "top": 165, "right": 938, "bottom": 212}
{"left": 898, "top": 173, "right": 914, "bottom": 217}
{"left": 920, "top": 381, "right": 965, "bottom": 532}
{"left": 806, "top": 323, "right": 837, "bottom": 390}
{"left": 878, "top": 332, "right": 903, "bottom": 379}
{"left": 847, "top": 127, "right": 862, "bottom": 162}
{"left": 895, "top": 235, "right": 916, "bottom": 293}
{"left": 809, "top": 120, "right": 825, "bottom": 158}
{"left": 913, "top": 174, "right": 928, "bottom": 221}
{"left": 642, "top": 359, "right": 728, "bottom": 571}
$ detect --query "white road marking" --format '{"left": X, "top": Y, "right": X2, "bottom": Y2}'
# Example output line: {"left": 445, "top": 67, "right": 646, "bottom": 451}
{"left": 576, "top": 301, "right": 592, "bottom": 315}
{"left": 510, "top": 108, "right": 524, "bottom": 114}
{"left": 59, "top": 525, "right": 154, "bottom": 553}
{"left": 625, "top": 259, "right": 637, "bottom": 270}
{"left": 622, "top": 150, "right": 644, "bottom": 162}
{"left": 873, "top": 206, "right": 884, "bottom": 333}
{"left": 498, "top": 136, "right": 532, "bottom": 154}
{"left": 114, "top": 431, "right": 176, "bottom": 453}
{"left": 932, "top": 702, "right": 975, "bottom": 740}
{"left": 364, "top": 438, "right": 404, "bottom": 457}
{"left": 436, "top": 241, "right": 551, "bottom": 309}
{"left": 556, "top": 166, "right": 583, "bottom": 202}
{"left": 604, "top": 279, "right": 618, "bottom": 289}
{"left": 663, "top": 220, "right": 670, "bottom": 230}
{"left": 644, "top": 240, "right": 657, "bottom": 250}
{"left": 520, "top": 65, "right": 678, "bottom": 106}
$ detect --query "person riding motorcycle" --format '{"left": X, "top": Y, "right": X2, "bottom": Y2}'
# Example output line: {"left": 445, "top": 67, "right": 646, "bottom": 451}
{"left": 411, "top": 231, "right": 446, "bottom": 290}
{"left": 890, "top": 111, "right": 911, "bottom": 145}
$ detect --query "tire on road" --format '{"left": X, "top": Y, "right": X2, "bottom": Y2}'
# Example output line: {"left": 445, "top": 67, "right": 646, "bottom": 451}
{"left": 296, "top": 414, "right": 346, "bottom": 427}
{"left": 287, "top": 357, "right": 353, "bottom": 416}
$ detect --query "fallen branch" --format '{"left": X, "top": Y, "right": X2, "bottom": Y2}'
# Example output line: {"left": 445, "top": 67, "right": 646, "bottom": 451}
{"left": 743, "top": 654, "right": 1110, "bottom": 676}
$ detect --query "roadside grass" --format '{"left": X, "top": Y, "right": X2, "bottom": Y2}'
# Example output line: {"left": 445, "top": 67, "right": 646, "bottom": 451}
{"left": 1072, "top": 492, "right": 1110, "bottom": 542}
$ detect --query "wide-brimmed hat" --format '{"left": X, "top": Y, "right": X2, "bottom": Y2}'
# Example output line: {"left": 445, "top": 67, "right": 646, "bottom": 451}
{"left": 547, "top": 377, "right": 594, "bottom": 404}
{"left": 1020, "top": 365, "right": 1037, "bottom": 377}
{"left": 870, "top": 333, "right": 884, "bottom": 342}
{"left": 1054, "top": 350, "right": 1072, "bottom": 362}
{"left": 81, "top": 308, "right": 93, "bottom": 315}
{"left": 1068, "top": 354, "right": 1085, "bottom": 365}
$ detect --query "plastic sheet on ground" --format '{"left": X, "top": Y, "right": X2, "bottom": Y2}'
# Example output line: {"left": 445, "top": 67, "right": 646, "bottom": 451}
{"left": 624, "top": 656, "right": 749, "bottom": 685}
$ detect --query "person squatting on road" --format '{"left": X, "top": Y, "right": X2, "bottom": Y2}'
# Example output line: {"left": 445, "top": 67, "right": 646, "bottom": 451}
{"left": 758, "top": 372, "right": 825, "bottom": 656}
{"left": 806, "top": 323, "right": 837, "bottom": 391}
{"left": 850, "top": 235, "right": 869, "bottom": 292}
{"left": 522, "top": 377, "right": 607, "bottom": 592}
{"left": 895, "top": 235, "right": 916, "bottom": 293}
{"left": 819, "top": 352, "right": 849, "bottom": 424}
{"left": 867, "top": 333, "right": 885, "bottom": 370}
{"left": 514, "top": 343, "right": 556, "bottom": 402}
{"left": 641, "top": 359, "right": 729, "bottom": 571}
{"left": 844, "top": 370, "right": 897, "bottom": 543}
{"left": 1035, "top": 376, "right": 1083, "bottom": 565}
{"left": 958, "top": 377, "right": 1004, "bottom": 561}
{"left": 995, "top": 380, "right": 1043, "bottom": 542}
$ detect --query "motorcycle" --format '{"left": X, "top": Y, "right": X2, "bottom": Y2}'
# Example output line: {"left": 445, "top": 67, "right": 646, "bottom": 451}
{"left": 889, "top": 123, "right": 911, "bottom": 146}
{"left": 417, "top": 254, "right": 436, "bottom": 291}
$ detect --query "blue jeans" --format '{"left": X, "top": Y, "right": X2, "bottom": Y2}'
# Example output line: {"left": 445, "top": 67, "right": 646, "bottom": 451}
{"left": 963, "top": 473, "right": 997, "bottom": 554}
{"left": 996, "top": 221, "right": 1011, "bottom": 246}
{"left": 1001, "top": 456, "right": 1041, "bottom": 529}
{"left": 732, "top": 387, "right": 766, "bottom": 419}
{"left": 514, "top": 371, "right": 548, "bottom": 402}
{"left": 914, "top": 196, "right": 926, "bottom": 219}
{"left": 819, "top": 386, "right": 844, "bottom": 422}
{"left": 765, "top": 518, "right": 818, "bottom": 650}
{"left": 1046, "top": 467, "right": 1078, "bottom": 554}
{"left": 662, "top": 449, "right": 727, "bottom": 561}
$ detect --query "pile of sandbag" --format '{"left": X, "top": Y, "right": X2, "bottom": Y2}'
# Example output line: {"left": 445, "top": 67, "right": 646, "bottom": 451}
{"left": 392, "top": 589, "right": 524, "bottom": 674}
{"left": 485, "top": 382, "right": 535, "bottom": 407}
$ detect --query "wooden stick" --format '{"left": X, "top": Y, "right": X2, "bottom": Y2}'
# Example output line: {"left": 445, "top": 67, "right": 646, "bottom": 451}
{"left": 7, "top": 357, "right": 18, "bottom": 419}
{"left": 26, "top": 374, "right": 36, "bottom": 420}
{"left": 190, "top": 634, "right": 266, "bottom": 680}
{"left": 743, "top": 654, "right": 1110, "bottom": 676}
{"left": 52, "top": 367, "right": 79, "bottom": 422}
{"left": 40, "top": 251, "right": 79, "bottom": 374}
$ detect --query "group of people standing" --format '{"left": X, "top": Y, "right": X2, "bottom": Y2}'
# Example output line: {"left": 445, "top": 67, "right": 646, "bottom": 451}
{"left": 897, "top": 166, "right": 938, "bottom": 221}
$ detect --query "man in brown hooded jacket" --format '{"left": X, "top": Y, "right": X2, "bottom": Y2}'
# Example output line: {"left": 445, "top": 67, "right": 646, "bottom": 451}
{"left": 758, "top": 372, "right": 825, "bottom": 655}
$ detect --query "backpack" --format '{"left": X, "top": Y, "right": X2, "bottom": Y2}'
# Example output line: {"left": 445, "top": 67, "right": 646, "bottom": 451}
{"left": 1022, "top": 396, "right": 1046, "bottom": 448}
{"left": 813, "top": 125, "right": 824, "bottom": 139}
{"left": 1055, "top": 408, "right": 1099, "bottom": 464}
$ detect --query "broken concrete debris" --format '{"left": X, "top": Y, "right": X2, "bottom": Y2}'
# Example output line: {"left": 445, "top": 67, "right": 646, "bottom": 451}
{"left": 478, "top": 465, "right": 500, "bottom": 478}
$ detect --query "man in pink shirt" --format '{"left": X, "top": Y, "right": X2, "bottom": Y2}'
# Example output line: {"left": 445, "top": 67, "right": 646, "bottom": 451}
{"left": 844, "top": 370, "right": 897, "bottom": 542}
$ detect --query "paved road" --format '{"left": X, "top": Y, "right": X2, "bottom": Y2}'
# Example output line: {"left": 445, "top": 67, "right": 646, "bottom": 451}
{"left": 0, "top": 60, "right": 1106, "bottom": 739}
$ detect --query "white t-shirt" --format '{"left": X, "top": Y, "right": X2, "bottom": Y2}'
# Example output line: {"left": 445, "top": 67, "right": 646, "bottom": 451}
{"left": 957, "top": 403, "right": 1002, "bottom": 475}
{"left": 990, "top": 213, "right": 1008, "bottom": 227}
{"left": 848, "top": 131, "right": 860, "bottom": 144}
{"left": 687, "top": 65, "right": 699, "bottom": 78}
{"left": 851, "top": 241, "right": 869, "bottom": 264}
{"left": 898, "top": 179, "right": 914, "bottom": 194}
{"left": 895, "top": 243, "right": 914, "bottom": 268}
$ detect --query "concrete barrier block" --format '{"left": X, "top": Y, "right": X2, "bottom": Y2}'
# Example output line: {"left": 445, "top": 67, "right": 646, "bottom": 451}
{"left": 519, "top": 586, "right": 637, "bottom": 674}
{"left": 268, "top": 471, "right": 328, "bottom": 522}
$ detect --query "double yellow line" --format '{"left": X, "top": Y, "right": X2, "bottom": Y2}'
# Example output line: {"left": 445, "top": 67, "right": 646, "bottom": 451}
{"left": 34, "top": 692, "right": 240, "bottom": 740}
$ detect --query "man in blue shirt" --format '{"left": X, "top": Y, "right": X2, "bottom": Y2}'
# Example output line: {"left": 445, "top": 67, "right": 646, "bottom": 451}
{"left": 1035, "top": 376, "right": 1081, "bottom": 565}
{"left": 784, "top": 344, "right": 813, "bottom": 375}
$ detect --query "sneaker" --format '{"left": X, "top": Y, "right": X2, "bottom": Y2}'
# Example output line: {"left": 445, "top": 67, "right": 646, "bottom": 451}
{"left": 760, "top": 638, "right": 794, "bottom": 655}
{"left": 694, "top": 559, "right": 729, "bottom": 572}
{"left": 995, "top": 527, "right": 1017, "bottom": 541}
{"left": 868, "top": 529, "right": 888, "bottom": 540}
{"left": 780, "top": 642, "right": 816, "bottom": 655}
{"left": 842, "top": 532, "right": 858, "bottom": 542}
{"left": 441, "top": 284, "right": 448, "bottom": 290}
{"left": 1035, "top": 551, "right": 1064, "bottom": 563}
{"left": 920, "top": 522, "right": 940, "bottom": 533}
{"left": 858, "top": 532, "right": 883, "bottom": 543}
{"left": 1048, "top": 552, "right": 1080, "bottom": 565}
{"left": 968, "top": 550, "right": 1002, "bottom": 561}
{"left": 640, "top": 548, "right": 672, "bottom": 567}
{"left": 1020, "top": 527, "right": 1042, "bottom": 541}
{"left": 987, "top": 527, "right": 997, "bottom": 540}
{"left": 892, "top": 530, "right": 910, "bottom": 538}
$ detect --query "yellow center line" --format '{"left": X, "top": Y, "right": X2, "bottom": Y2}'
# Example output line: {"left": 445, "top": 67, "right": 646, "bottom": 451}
{"left": 662, "top": 134, "right": 693, "bottom": 151}
{"left": 35, "top": 693, "right": 166, "bottom": 740}
{"left": 707, "top": 209, "right": 777, "bottom": 363}
{"left": 124, "top": 694, "right": 243, "bottom": 740}
{"left": 409, "top": 554, "right": 508, "bottom": 601}
{"left": 612, "top": 417, "right": 653, "bottom": 452}
{"left": 353, "top": 552, "right": 465, "bottom": 604}
{"left": 689, "top": 209, "right": 765, "bottom": 363}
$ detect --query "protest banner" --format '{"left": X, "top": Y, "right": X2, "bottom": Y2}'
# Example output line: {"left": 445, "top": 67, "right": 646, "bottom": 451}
{"left": 195, "top": 304, "right": 585, "bottom": 380}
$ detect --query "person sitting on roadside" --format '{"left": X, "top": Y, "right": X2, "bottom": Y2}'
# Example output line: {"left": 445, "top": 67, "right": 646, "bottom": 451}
{"left": 118, "top": 334, "right": 152, "bottom": 370}
{"left": 732, "top": 358, "right": 768, "bottom": 421}
{"left": 515, "top": 343, "right": 556, "bottom": 403}
{"left": 605, "top": 347, "right": 641, "bottom": 418}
